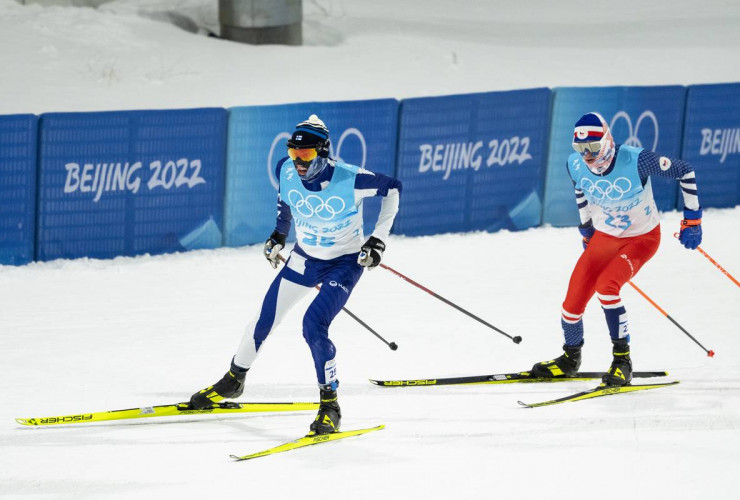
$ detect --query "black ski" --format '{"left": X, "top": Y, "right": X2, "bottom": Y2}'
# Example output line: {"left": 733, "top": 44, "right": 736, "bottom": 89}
{"left": 370, "top": 371, "right": 668, "bottom": 387}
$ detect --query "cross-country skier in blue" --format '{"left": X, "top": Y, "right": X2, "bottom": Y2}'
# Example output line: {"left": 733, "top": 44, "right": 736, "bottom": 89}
{"left": 190, "top": 115, "right": 402, "bottom": 435}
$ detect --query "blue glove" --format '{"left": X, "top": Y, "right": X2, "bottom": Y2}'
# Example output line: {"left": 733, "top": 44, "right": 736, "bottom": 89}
{"left": 578, "top": 221, "right": 595, "bottom": 250}
{"left": 679, "top": 208, "right": 702, "bottom": 250}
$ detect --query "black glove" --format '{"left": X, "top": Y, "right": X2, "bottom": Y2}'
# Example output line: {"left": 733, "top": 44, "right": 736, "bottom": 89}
{"left": 264, "top": 230, "right": 286, "bottom": 269}
{"left": 357, "top": 236, "right": 385, "bottom": 269}
{"left": 578, "top": 220, "right": 595, "bottom": 250}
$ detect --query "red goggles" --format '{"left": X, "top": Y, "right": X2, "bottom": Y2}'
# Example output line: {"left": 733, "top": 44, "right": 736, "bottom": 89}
{"left": 287, "top": 148, "right": 318, "bottom": 162}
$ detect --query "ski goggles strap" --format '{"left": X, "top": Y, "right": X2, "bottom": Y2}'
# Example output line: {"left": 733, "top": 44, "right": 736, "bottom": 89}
{"left": 288, "top": 147, "right": 318, "bottom": 162}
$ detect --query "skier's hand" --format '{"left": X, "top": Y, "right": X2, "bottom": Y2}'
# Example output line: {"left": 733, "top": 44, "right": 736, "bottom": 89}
{"left": 264, "top": 230, "right": 286, "bottom": 268}
{"left": 357, "top": 236, "right": 385, "bottom": 269}
{"left": 578, "top": 221, "right": 595, "bottom": 250}
{"left": 679, "top": 208, "right": 702, "bottom": 250}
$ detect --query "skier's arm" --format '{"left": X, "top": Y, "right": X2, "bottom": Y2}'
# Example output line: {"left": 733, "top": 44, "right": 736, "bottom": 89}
{"left": 637, "top": 150, "right": 700, "bottom": 210}
{"left": 565, "top": 161, "right": 593, "bottom": 225}
{"left": 355, "top": 168, "right": 403, "bottom": 241}
{"left": 274, "top": 158, "right": 293, "bottom": 236}
{"left": 638, "top": 150, "right": 703, "bottom": 249}
{"left": 566, "top": 161, "right": 595, "bottom": 247}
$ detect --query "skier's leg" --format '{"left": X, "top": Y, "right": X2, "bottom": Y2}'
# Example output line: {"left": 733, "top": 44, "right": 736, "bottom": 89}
{"left": 596, "top": 225, "right": 661, "bottom": 385}
{"left": 190, "top": 253, "right": 314, "bottom": 408}
{"left": 303, "top": 258, "right": 363, "bottom": 434}
{"left": 595, "top": 226, "right": 661, "bottom": 342}
{"left": 532, "top": 232, "right": 619, "bottom": 377}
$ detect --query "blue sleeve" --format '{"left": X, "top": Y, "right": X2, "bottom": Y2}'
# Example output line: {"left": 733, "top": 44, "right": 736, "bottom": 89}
{"left": 274, "top": 158, "right": 292, "bottom": 235}
{"left": 637, "top": 150, "right": 694, "bottom": 181}
{"left": 354, "top": 169, "right": 403, "bottom": 196}
{"left": 637, "top": 149, "right": 700, "bottom": 209}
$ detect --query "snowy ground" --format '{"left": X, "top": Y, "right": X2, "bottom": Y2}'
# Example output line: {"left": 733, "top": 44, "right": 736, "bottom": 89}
{"left": 2, "top": 208, "right": 739, "bottom": 499}
{"left": 1, "top": 0, "right": 740, "bottom": 114}
{"left": 1, "top": 0, "right": 740, "bottom": 499}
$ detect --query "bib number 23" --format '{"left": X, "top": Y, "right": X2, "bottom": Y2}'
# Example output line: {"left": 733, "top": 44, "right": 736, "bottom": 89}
{"left": 605, "top": 214, "right": 632, "bottom": 230}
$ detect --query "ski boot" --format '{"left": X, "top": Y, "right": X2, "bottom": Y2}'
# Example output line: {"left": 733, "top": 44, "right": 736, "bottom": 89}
{"left": 530, "top": 343, "right": 582, "bottom": 378}
{"left": 602, "top": 340, "right": 632, "bottom": 386}
{"left": 309, "top": 383, "right": 341, "bottom": 435}
{"left": 189, "top": 358, "right": 248, "bottom": 409}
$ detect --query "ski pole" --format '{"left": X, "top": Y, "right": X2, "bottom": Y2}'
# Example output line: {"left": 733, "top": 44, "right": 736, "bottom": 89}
{"left": 378, "top": 263, "right": 522, "bottom": 344}
{"left": 277, "top": 255, "right": 398, "bottom": 351}
{"left": 627, "top": 280, "right": 714, "bottom": 357}
{"left": 673, "top": 233, "right": 740, "bottom": 289}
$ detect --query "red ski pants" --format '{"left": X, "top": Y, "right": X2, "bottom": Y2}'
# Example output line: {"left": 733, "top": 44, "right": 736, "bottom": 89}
{"left": 562, "top": 224, "right": 661, "bottom": 317}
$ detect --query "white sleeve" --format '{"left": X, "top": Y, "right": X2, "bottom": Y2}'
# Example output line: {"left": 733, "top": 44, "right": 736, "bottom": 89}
{"left": 371, "top": 188, "right": 400, "bottom": 241}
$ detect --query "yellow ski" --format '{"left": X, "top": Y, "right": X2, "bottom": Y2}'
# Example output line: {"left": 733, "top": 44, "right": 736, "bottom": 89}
{"left": 16, "top": 401, "right": 319, "bottom": 426}
{"left": 518, "top": 381, "right": 680, "bottom": 408}
{"left": 230, "top": 425, "right": 385, "bottom": 461}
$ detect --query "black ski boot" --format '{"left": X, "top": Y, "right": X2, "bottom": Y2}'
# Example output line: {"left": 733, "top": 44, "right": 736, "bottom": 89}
{"left": 602, "top": 340, "right": 632, "bottom": 386}
{"left": 189, "top": 358, "right": 248, "bottom": 409}
{"left": 309, "top": 384, "right": 341, "bottom": 435}
{"left": 530, "top": 343, "right": 583, "bottom": 378}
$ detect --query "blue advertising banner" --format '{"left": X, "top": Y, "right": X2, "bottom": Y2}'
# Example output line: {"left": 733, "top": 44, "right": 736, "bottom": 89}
{"left": 682, "top": 83, "right": 740, "bottom": 208}
{"left": 543, "top": 86, "right": 686, "bottom": 227}
{"left": 393, "top": 88, "right": 551, "bottom": 236}
{"left": 36, "top": 108, "right": 227, "bottom": 261}
{"left": 224, "top": 99, "right": 399, "bottom": 247}
{"left": 0, "top": 114, "right": 38, "bottom": 266}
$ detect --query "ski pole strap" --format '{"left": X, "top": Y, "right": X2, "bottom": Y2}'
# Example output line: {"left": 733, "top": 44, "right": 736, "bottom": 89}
{"left": 681, "top": 218, "right": 701, "bottom": 228}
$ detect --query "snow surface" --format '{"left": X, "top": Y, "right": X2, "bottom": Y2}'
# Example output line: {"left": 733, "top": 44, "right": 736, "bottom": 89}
{"left": 2, "top": 0, "right": 740, "bottom": 114}
{"left": 1, "top": 1, "right": 740, "bottom": 499}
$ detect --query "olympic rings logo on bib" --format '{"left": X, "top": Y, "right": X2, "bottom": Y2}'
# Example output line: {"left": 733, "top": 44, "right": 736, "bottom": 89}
{"left": 580, "top": 177, "right": 632, "bottom": 201}
{"left": 288, "top": 190, "right": 346, "bottom": 220}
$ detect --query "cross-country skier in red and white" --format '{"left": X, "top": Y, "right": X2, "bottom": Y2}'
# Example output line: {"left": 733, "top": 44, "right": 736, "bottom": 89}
{"left": 531, "top": 112, "right": 703, "bottom": 386}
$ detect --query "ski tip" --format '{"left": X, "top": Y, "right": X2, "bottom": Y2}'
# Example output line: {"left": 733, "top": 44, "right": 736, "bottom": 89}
{"left": 368, "top": 379, "right": 381, "bottom": 385}
{"left": 15, "top": 418, "right": 30, "bottom": 426}
{"left": 517, "top": 401, "right": 532, "bottom": 409}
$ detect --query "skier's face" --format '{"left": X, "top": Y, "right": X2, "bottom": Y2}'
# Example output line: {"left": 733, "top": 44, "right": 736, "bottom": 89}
{"left": 584, "top": 136, "right": 615, "bottom": 174}
{"left": 293, "top": 158, "right": 311, "bottom": 176}
{"left": 288, "top": 147, "right": 318, "bottom": 177}
{"left": 572, "top": 125, "right": 615, "bottom": 174}
{"left": 581, "top": 147, "right": 601, "bottom": 165}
